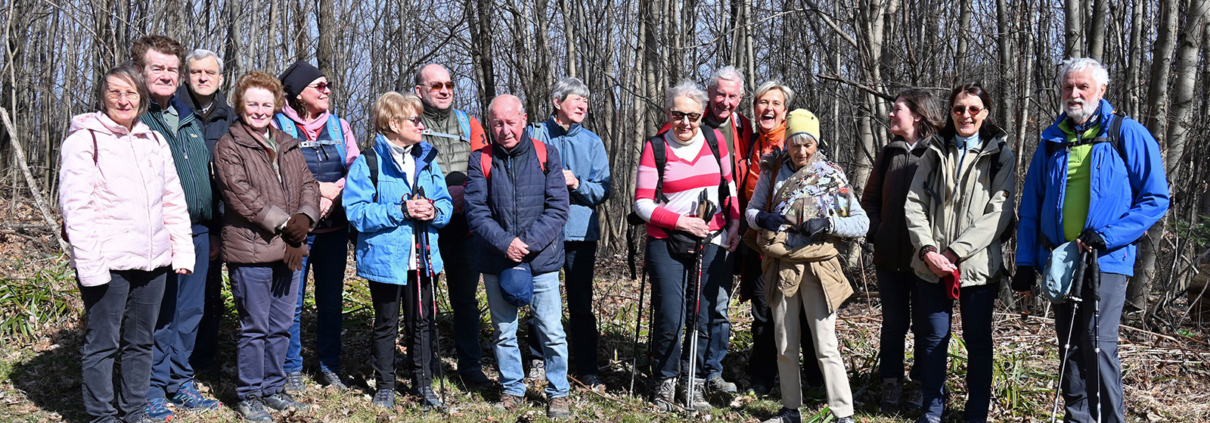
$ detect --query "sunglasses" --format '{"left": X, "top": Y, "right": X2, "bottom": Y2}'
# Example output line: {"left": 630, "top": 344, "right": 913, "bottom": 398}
{"left": 309, "top": 82, "right": 333, "bottom": 92}
{"left": 399, "top": 115, "right": 422, "bottom": 125}
{"left": 428, "top": 81, "right": 455, "bottom": 91}
{"left": 951, "top": 105, "right": 983, "bottom": 115}
{"left": 669, "top": 111, "right": 702, "bottom": 122}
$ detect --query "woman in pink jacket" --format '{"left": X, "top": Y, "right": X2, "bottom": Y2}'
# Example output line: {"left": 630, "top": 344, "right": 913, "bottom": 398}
{"left": 59, "top": 62, "right": 194, "bottom": 423}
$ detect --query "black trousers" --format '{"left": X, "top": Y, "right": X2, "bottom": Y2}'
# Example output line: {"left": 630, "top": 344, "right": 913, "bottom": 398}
{"left": 370, "top": 272, "right": 435, "bottom": 390}
{"left": 80, "top": 268, "right": 167, "bottom": 421}
{"left": 526, "top": 240, "right": 600, "bottom": 376}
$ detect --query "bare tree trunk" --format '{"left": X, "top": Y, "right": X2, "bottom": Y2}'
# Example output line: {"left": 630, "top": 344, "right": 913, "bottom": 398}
{"left": 467, "top": 0, "right": 497, "bottom": 113}
{"left": 955, "top": 0, "right": 971, "bottom": 81}
{"left": 1124, "top": 0, "right": 1145, "bottom": 117}
{"left": 559, "top": 0, "right": 577, "bottom": 78}
{"left": 996, "top": 0, "right": 1015, "bottom": 132}
{"left": 1065, "top": 0, "right": 1085, "bottom": 58}
{"left": 221, "top": 0, "right": 241, "bottom": 87}
{"left": 316, "top": 0, "right": 335, "bottom": 83}
{"left": 1088, "top": 0, "right": 1108, "bottom": 60}
{"left": 1163, "top": 0, "right": 1209, "bottom": 174}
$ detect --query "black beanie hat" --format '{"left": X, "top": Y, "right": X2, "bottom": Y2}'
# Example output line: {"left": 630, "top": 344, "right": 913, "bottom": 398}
{"left": 278, "top": 61, "right": 324, "bottom": 100}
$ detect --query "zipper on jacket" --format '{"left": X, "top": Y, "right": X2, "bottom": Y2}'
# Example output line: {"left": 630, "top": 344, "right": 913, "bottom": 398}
{"left": 130, "top": 134, "right": 155, "bottom": 269}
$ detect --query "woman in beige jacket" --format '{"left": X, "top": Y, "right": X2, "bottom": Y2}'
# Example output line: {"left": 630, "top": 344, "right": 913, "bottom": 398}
{"left": 903, "top": 82, "right": 1016, "bottom": 423}
{"left": 746, "top": 109, "right": 867, "bottom": 423}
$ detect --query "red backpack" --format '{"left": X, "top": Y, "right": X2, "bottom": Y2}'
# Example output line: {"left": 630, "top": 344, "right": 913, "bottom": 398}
{"left": 478, "top": 138, "right": 548, "bottom": 180}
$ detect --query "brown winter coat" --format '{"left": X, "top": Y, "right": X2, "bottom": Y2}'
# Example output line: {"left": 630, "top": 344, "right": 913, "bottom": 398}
{"left": 213, "top": 119, "right": 320, "bottom": 264}
{"left": 860, "top": 137, "right": 929, "bottom": 273}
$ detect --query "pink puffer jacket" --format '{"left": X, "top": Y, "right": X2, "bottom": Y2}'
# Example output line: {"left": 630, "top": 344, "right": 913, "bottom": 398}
{"left": 58, "top": 112, "right": 194, "bottom": 286}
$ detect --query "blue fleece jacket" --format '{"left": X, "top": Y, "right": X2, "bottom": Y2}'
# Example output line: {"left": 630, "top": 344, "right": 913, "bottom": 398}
{"left": 466, "top": 134, "right": 571, "bottom": 275}
{"left": 343, "top": 136, "right": 452, "bottom": 284}
{"left": 537, "top": 116, "right": 612, "bottom": 242}
{"left": 1016, "top": 99, "right": 1170, "bottom": 276}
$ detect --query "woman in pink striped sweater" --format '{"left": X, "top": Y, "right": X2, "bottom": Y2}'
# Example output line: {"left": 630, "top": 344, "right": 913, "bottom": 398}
{"left": 633, "top": 81, "right": 740, "bottom": 412}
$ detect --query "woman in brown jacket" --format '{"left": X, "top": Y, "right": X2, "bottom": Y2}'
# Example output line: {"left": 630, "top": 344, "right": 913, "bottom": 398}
{"left": 213, "top": 71, "right": 319, "bottom": 422}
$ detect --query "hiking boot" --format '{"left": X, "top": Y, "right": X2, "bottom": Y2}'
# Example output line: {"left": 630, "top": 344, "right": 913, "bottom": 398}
{"left": 122, "top": 411, "right": 157, "bottom": 423}
{"left": 678, "top": 378, "right": 710, "bottom": 410}
{"left": 263, "top": 391, "right": 308, "bottom": 411}
{"left": 321, "top": 371, "right": 348, "bottom": 390}
{"left": 525, "top": 359, "right": 545, "bottom": 382}
{"left": 494, "top": 393, "right": 524, "bottom": 411}
{"left": 411, "top": 385, "right": 446, "bottom": 411}
{"left": 459, "top": 368, "right": 492, "bottom": 387}
{"left": 651, "top": 378, "right": 677, "bottom": 412}
{"left": 96, "top": 417, "right": 122, "bottom": 423}
{"left": 283, "top": 371, "right": 305, "bottom": 393}
{"left": 546, "top": 395, "right": 571, "bottom": 419}
{"left": 707, "top": 375, "right": 737, "bottom": 394}
{"left": 904, "top": 379, "right": 924, "bottom": 410}
{"left": 235, "top": 396, "right": 272, "bottom": 423}
{"left": 143, "top": 397, "right": 174, "bottom": 422}
{"left": 761, "top": 407, "right": 801, "bottom": 423}
{"left": 880, "top": 378, "right": 903, "bottom": 413}
{"left": 372, "top": 388, "right": 395, "bottom": 409}
{"left": 171, "top": 381, "right": 220, "bottom": 411}
{"left": 581, "top": 374, "right": 604, "bottom": 391}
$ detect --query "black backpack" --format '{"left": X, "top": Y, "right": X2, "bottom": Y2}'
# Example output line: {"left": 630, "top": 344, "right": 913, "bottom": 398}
{"left": 1044, "top": 112, "right": 1128, "bottom": 166}
{"left": 627, "top": 130, "right": 731, "bottom": 225}
{"left": 347, "top": 147, "right": 385, "bottom": 245}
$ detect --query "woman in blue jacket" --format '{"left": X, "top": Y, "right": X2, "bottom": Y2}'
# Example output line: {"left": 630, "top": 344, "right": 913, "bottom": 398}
{"left": 344, "top": 92, "right": 452, "bottom": 410}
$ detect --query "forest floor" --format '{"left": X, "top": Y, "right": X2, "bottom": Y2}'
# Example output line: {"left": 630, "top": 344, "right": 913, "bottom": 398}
{"left": 1, "top": 196, "right": 1209, "bottom": 422}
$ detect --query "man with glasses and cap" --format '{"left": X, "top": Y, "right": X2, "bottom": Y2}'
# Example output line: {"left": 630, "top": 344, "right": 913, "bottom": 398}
{"left": 412, "top": 63, "right": 491, "bottom": 386}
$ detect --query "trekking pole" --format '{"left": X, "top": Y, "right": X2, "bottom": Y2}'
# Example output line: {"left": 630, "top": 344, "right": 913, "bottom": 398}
{"left": 629, "top": 263, "right": 648, "bottom": 397}
{"left": 684, "top": 238, "right": 705, "bottom": 418}
{"left": 1051, "top": 251, "right": 1088, "bottom": 423}
{"left": 1090, "top": 254, "right": 1102, "bottom": 423}
{"left": 416, "top": 187, "right": 447, "bottom": 411}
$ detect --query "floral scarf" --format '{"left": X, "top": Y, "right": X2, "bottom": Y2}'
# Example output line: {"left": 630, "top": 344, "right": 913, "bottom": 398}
{"left": 772, "top": 158, "right": 853, "bottom": 226}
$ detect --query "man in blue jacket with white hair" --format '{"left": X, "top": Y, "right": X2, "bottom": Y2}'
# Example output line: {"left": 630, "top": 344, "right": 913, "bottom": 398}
{"left": 1013, "top": 57, "right": 1169, "bottom": 423}
{"left": 466, "top": 94, "right": 572, "bottom": 419}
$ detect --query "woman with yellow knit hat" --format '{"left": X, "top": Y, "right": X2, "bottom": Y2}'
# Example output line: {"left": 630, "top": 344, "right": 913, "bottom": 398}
{"left": 745, "top": 109, "right": 867, "bottom": 423}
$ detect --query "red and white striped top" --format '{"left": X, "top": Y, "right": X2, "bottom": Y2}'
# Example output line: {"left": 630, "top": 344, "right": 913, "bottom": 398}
{"left": 633, "top": 129, "right": 739, "bottom": 241}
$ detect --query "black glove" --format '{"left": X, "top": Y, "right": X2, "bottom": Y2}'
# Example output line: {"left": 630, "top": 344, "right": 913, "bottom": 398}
{"left": 283, "top": 243, "right": 306, "bottom": 271}
{"left": 1011, "top": 266, "right": 1037, "bottom": 292}
{"left": 755, "top": 211, "right": 787, "bottom": 231}
{"left": 801, "top": 217, "right": 831, "bottom": 239}
{"left": 1077, "top": 229, "right": 1106, "bottom": 251}
{"left": 282, "top": 214, "right": 312, "bottom": 244}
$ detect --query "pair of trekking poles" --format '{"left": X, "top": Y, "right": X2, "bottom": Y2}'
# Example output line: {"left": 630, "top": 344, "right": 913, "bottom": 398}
{"left": 1049, "top": 249, "right": 1103, "bottom": 423}
{"left": 410, "top": 186, "right": 447, "bottom": 411}
{"left": 629, "top": 189, "right": 718, "bottom": 418}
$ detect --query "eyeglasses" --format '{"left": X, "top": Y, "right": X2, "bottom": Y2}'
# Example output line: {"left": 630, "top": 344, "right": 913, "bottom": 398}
{"left": 669, "top": 111, "right": 702, "bottom": 122}
{"left": 951, "top": 105, "right": 983, "bottom": 116}
{"left": 428, "top": 81, "right": 455, "bottom": 92}
{"left": 106, "top": 90, "right": 140, "bottom": 101}
{"left": 399, "top": 115, "right": 422, "bottom": 125}
{"left": 309, "top": 82, "right": 332, "bottom": 92}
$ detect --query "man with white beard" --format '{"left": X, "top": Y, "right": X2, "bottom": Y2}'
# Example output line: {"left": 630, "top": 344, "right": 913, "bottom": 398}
{"left": 1012, "top": 57, "right": 1169, "bottom": 423}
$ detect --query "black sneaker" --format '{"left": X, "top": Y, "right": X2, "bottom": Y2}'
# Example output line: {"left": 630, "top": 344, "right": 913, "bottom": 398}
{"left": 459, "top": 368, "right": 492, "bottom": 387}
{"left": 581, "top": 374, "right": 604, "bottom": 391}
{"left": 283, "top": 371, "right": 305, "bottom": 393}
{"left": 235, "top": 396, "right": 273, "bottom": 422}
{"left": 761, "top": 407, "right": 802, "bottom": 423}
{"left": 321, "top": 371, "right": 348, "bottom": 390}
{"left": 411, "top": 385, "right": 446, "bottom": 411}
{"left": 371, "top": 388, "right": 395, "bottom": 409}
{"left": 121, "top": 411, "right": 157, "bottom": 423}
{"left": 263, "top": 391, "right": 308, "bottom": 411}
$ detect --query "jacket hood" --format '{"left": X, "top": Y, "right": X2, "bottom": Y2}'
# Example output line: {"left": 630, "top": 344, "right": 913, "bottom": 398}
{"left": 372, "top": 134, "right": 439, "bottom": 175}
{"left": 1042, "top": 99, "right": 1115, "bottom": 144}
{"left": 69, "top": 112, "right": 154, "bottom": 138}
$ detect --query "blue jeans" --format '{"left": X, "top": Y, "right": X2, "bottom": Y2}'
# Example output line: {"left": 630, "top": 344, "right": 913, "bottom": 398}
{"left": 876, "top": 267, "right": 922, "bottom": 382}
{"left": 646, "top": 238, "right": 728, "bottom": 382}
{"left": 1055, "top": 272, "right": 1127, "bottom": 423}
{"left": 80, "top": 268, "right": 167, "bottom": 421}
{"left": 483, "top": 270, "right": 569, "bottom": 399}
{"left": 230, "top": 262, "right": 299, "bottom": 400}
{"left": 285, "top": 230, "right": 348, "bottom": 375}
{"left": 149, "top": 225, "right": 209, "bottom": 398}
{"left": 914, "top": 280, "right": 995, "bottom": 422}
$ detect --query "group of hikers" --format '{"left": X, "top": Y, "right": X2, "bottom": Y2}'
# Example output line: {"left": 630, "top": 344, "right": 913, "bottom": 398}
{"left": 57, "top": 32, "right": 1169, "bottom": 423}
